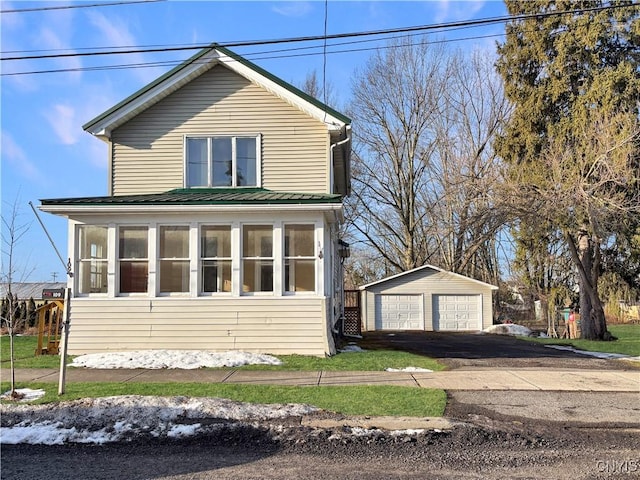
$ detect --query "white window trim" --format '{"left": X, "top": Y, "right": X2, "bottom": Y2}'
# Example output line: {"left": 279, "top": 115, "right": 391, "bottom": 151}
{"left": 116, "top": 225, "right": 150, "bottom": 297}
{"left": 198, "top": 223, "right": 233, "bottom": 296}
{"left": 283, "top": 223, "right": 317, "bottom": 296}
{"left": 75, "top": 224, "right": 109, "bottom": 297}
{"left": 183, "top": 134, "right": 262, "bottom": 188}
{"left": 240, "top": 223, "right": 274, "bottom": 296}
{"left": 157, "top": 224, "right": 191, "bottom": 297}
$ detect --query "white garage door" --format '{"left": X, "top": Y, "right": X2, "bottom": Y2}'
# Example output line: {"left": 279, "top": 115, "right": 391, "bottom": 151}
{"left": 433, "top": 294, "right": 481, "bottom": 331}
{"left": 375, "top": 294, "right": 424, "bottom": 330}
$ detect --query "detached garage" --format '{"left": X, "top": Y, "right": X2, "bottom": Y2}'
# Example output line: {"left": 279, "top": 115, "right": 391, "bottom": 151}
{"left": 360, "top": 265, "right": 497, "bottom": 332}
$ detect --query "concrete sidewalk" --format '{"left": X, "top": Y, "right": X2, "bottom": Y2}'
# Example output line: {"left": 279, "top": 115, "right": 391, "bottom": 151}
{"left": 3, "top": 368, "right": 638, "bottom": 392}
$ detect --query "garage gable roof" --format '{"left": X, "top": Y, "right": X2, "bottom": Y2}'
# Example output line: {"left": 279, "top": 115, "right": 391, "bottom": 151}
{"left": 359, "top": 265, "right": 498, "bottom": 291}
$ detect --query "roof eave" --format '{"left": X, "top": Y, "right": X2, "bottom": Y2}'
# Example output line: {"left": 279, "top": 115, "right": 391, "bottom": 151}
{"left": 39, "top": 202, "right": 343, "bottom": 216}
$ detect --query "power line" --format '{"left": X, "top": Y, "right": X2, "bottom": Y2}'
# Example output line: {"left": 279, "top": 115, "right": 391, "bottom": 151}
{"left": 0, "top": 31, "right": 510, "bottom": 77}
{"left": 2, "top": 2, "right": 635, "bottom": 62}
{"left": 0, "top": 0, "right": 165, "bottom": 14}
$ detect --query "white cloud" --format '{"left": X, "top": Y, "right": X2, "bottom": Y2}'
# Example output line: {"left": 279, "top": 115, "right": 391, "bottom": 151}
{"left": 37, "top": 28, "right": 82, "bottom": 81}
{"left": 0, "top": 2, "right": 24, "bottom": 29}
{"left": 434, "top": 0, "right": 486, "bottom": 23}
{"left": 0, "top": 131, "right": 44, "bottom": 182}
{"left": 43, "top": 104, "right": 79, "bottom": 145}
{"left": 272, "top": 1, "right": 313, "bottom": 18}
{"left": 85, "top": 11, "right": 160, "bottom": 85}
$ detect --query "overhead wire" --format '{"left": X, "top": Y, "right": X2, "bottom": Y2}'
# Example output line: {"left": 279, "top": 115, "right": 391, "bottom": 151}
{"left": 2, "top": 2, "right": 635, "bottom": 62}
{"left": 1, "top": 31, "right": 508, "bottom": 77}
{"left": 0, "top": 0, "right": 165, "bottom": 14}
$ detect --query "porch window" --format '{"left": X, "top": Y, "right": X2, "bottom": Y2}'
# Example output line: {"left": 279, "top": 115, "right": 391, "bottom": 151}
{"left": 242, "top": 225, "right": 273, "bottom": 293}
{"left": 159, "top": 226, "right": 190, "bottom": 293}
{"left": 118, "top": 226, "right": 148, "bottom": 293}
{"left": 186, "top": 136, "right": 259, "bottom": 188}
{"left": 200, "top": 225, "right": 231, "bottom": 293}
{"left": 77, "top": 225, "right": 108, "bottom": 294}
{"left": 284, "top": 224, "right": 315, "bottom": 292}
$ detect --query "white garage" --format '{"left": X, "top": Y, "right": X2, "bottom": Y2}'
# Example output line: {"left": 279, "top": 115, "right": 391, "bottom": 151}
{"left": 360, "top": 265, "right": 497, "bottom": 332}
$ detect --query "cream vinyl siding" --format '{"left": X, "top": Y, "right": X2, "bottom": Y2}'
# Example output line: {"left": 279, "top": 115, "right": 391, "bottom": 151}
{"left": 67, "top": 297, "right": 331, "bottom": 356}
{"left": 362, "top": 268, "right": 494, "bottom": 331}
{"left": 111, "top": 65, "right": 329, "bottom": 195}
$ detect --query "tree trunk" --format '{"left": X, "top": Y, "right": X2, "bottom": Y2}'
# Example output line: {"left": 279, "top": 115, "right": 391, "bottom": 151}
{"left": 570, "top": 230, "right": 610, "bottom": 340}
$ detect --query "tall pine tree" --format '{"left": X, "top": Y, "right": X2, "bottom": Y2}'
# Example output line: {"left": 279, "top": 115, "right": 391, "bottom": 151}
{"left": 496, "top": 0, "right": 640, "bottom": 340}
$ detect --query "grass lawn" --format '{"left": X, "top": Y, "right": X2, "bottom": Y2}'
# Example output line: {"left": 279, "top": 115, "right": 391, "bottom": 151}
{"left": 522, "top": 324, "right": 640, "bottom": 357}
{"left": 0, "top": 381, "right": 447, "bottom": 417}
{"left": 1, "top": 335, "right": 444, "bottom": 371}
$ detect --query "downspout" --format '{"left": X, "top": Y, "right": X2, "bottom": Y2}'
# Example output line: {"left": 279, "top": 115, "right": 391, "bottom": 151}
{"left": 329, "top": 125, "right": 352, "bottom": 195}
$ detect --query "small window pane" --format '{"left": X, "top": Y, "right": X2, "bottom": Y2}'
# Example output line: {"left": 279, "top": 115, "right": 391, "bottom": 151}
{"left": 79, "top": 226, "right": 107, "bottom": 260}
{"left": 120, "top": 261, "right": 148, "bottom": 293}
{"left": 160, "top": 260, "right": 190, "bottom": 293}
{"left": 201, "top": 226, "right": 231, "bottom": 258}
{"left": 243, "top": 225, "right": 272, "bottom": 257}
{"left": 285, "top": 259, "right": 315, "bottom": 292}
{"left": 212, "top": 138, "right": 232, "bottom": 187}
{"left": 119, "top": 227, "right": 148, "bottom": 259}
{"left": 187, "top": 138, "right": 208, "bottom": 187}
{"left": 236, "top": 137, "right": 256, "bottom": 186}
{"left": 202, "top": 260, "right": 232, "bottom": 293}
{"left": 242, "top": 260, "right": 273, "bottom": 292}
{"left": 285, "top": 225, "right": 314, "bottom": 257}
{"left": 160, "top": 226, "right": 189, "bottom": 258}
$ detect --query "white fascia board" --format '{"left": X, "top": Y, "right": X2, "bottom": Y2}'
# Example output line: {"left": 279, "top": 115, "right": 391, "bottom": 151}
{"left": 39, "top": 203, "right": 343, "bottom": 219}
{"left": 217, "top": 53, "right": 346, "bottom": 132}
{"left": 359, "top": 264, "right": 498, "bottom": 290}
{"left": 86, "top": 49, "right": 222, "bottom": 138}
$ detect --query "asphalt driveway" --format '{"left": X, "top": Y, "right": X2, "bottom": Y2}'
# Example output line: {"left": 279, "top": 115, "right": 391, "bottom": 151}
{"left": 357, "top": 331, "right": 636, "bottom": 370}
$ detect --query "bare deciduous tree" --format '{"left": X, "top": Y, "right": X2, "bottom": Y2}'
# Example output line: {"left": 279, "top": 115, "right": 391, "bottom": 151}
{"left": 1, "top": 198, "right": 33, "bottom": 398}
{"left": 346, "top": 38, "right": 511, "bottom": 284}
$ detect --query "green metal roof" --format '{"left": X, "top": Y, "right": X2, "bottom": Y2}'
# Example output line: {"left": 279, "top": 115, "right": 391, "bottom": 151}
{"left": 83, "top": 43, "right": 351, "bottom": 132}
{"left": 40, "top": 188, "right": 342, "bottom": 207}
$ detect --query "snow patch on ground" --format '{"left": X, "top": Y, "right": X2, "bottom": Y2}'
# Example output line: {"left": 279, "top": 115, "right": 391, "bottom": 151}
{"left": 0, "top": 389, "right": 46, "bottom": 402}
{"left": 1, "top": 395, "right": 317, "bottom": 445}
{"left": 339, "top": 345, "right": 366, "bottom": 353}
{"left": 483, "top": 324, "right": 533, "bottom": 336}
{"left": 385, "top": 367, "right": 433, "bottom": 373}
{"left": 544, "top": 344, "right": 635, "bottom": 360}
{"left": 70, "top": 350, "right": 282, "bottom": 369}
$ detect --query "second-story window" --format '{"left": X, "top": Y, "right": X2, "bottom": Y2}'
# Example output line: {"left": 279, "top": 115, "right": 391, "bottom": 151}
{"left": 186, "top": 136, "right": 259, "bottom": 188}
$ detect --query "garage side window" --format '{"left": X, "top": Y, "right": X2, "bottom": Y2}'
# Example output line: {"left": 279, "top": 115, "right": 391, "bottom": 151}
{"left": 119, "top": 226, "right": 148, "bottom": 294}
{"left": 242, "top": 225, "right": 273, "bottom": 293}
{"left": 159, "top": 226, "right": 190, "bottom": 293}
{"left": 77, "top": 225, "right": 108, "bottom": 294}
{"left": 200, "top": 226, "right": 231, "bottom": 293}
{"left": 284, "top": 224, "right": 315, "bottom": 292}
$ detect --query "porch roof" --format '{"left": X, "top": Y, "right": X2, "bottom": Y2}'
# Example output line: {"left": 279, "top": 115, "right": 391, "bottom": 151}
{"left": 40, "top": 188, "right": 342, "bottom": 207}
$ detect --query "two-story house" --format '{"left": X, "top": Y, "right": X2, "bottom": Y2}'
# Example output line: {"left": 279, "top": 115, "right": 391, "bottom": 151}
{"left": 40, "top": 44, "right": 351, "bottom": 356}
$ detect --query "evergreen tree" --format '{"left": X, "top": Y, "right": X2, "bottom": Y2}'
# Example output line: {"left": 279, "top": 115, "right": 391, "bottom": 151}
{"left": 496, "top": 0, "right": 640, "bottom": 339}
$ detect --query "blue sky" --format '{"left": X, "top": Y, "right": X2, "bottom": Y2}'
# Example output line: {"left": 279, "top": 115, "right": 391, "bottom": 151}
{"left": 1, "top": 0, "right": 507, "bottom": 282}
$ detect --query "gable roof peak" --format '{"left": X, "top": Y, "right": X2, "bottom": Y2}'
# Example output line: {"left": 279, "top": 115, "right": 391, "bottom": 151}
{"left": 83, "top": 43, "right": 350, "bottom": 139}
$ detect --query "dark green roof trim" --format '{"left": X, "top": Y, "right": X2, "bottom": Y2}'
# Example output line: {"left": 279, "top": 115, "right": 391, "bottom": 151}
{"left": 41, "top": 188, "right": 342, "bottom": 206}
{"left": 83, "top": 43, "right": 351, "bottom": 132}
